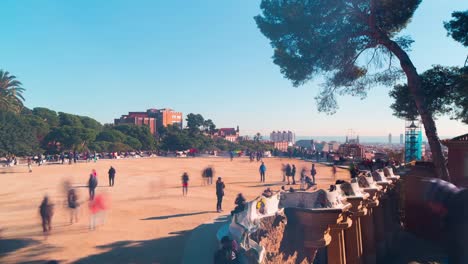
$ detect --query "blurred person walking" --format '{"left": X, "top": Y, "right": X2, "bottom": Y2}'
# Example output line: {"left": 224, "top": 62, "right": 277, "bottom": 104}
{"left": 182, "top": 172, "right": 189, "bottom": 196}
{"left": 285, "top": 164, "right": 292, "bottom": 184}
{"left": 67, "top": 188, "right": 79, "bottom": 224}
{"left": 88, "top": 169, "right": 98, "bottom": 200}
{"left": 89, "top": 194, "right": 106, "bottom": 230}
{"left": 39, "top": 195, "right": 54, "bottom": 234}
{"left": 27, "top": 157, "right": 32, "bottom": 173}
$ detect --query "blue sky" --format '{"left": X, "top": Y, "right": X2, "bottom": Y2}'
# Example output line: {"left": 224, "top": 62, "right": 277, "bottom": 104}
{"left": 1, "top": 0, "right": 466, "bottom": 137}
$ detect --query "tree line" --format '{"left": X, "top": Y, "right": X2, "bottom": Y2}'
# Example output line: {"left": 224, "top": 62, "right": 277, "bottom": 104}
{"left": 0, "top": 105, "right": 273, "bottom": 156}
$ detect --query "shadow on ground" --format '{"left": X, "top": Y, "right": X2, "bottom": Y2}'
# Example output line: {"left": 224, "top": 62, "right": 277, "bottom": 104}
{"left": 0, "top": 238, "right": 39, "bottom": 256}
{"left": 73, "top": 215, "right": 229, "bottom": 264}
{"left": 73, "top": 230, "right": 191, "bottom": 264}
{"left": 141, "top": 211, "right": 214, "bottom": 220}
{"left": 181, "top": 215, "right": 229, "bottom": 264}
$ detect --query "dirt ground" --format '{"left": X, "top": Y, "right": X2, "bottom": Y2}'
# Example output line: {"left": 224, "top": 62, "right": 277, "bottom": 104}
{"left": 0, "top": 157, "right": 349, "bottom": 264}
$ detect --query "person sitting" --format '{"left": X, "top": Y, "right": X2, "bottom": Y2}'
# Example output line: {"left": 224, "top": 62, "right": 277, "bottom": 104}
{"left": 262, "top": 188, "right": 273, "bottom": 197}
{"left": 231, "top": 193, "right": 247, "bottom": 216}
{"left": 304, "top": 176, "right": 315, "bottom": 190}
{"left": 214, "top": 236, "right": 240, "bottom": 264}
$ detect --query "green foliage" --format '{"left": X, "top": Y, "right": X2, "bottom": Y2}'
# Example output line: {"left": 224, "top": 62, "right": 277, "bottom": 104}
{"left": 113, "top": 124, "right": 156, "bottom": 150}
{"left": 79, "top": 116, "right": 103, "bottom": 131}
{"left": 44, "top": 125, "right": 97, "bottom": 152}
{"left": 0, "top": 70, "right": 25, "bottom": 113}
{"left": 203, "top": 119, "right": 216, "bottom": 133}
{"left": 0, "top": 111, "right": 40, "bottom": 155}
{"left": 444, "top": 10, "right": 468, "bottom": 47}
{"left": 186, "top": 113, "right": 205, "bottom": 133}
{"left": 32, "top": 107, "right": 59, "bottom": 127}
{"left": 255, "top": 0, "right": 421, "bottom": 113}
{"left": 96, "top": 130, "right": 127, "bottom": 143}
{"left": 58, "top": 112, "right": 83, "bottom": 127}
{"left": 23, "top": 114, "right": 50, "bottom": 141}
{"left": 389, "top": 65, "right": 468, "bottom": 124}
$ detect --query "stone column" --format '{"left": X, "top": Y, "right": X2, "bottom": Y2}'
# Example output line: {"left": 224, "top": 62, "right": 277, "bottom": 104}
{"left": 361, "top": 188, "right": 380, "bottom": 264}
{"left": 374, "top": 182, "right": 389, "bottom": 261}
{"left": 284, "top": 207, "right": 351, "bottom": 263}
{"left": 328, "top": 213, "right": 353, "bottom": 264}
{"left": 344, "top": 196, "right": 368, "bottom": 264}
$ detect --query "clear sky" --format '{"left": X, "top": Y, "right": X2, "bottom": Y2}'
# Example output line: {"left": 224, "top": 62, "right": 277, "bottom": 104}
{"left": 1, "top": 0, "right": 466, "bottom": 137}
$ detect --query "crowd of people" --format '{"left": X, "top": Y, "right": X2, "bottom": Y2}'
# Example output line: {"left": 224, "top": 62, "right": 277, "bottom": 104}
{"left": 19, "top": 154, "right": 328, "bottom": 263}
{"left": 38, "top": 166, "right": 118, "bottom": 236}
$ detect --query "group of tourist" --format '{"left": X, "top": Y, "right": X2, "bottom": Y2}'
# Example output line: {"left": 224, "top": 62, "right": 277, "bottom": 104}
{"left": 38, "top": 166, "right": 118, "bottom": 235}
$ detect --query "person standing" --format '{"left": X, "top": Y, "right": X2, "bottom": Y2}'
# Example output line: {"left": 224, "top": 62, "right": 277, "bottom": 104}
{"left": 285, "top": 164, "right": 292, "bottom": 184}
{"left": 39, "top": 195, "right": 54, "bottom": 234}
{"left": 67, "top": 188, "right": 79, "bottom": 224}
{"left": 108, "top": 166, "right": 116, "bottom": 187}
{"left": 88, "top": 170, "right": 98, "bottom": 200}
{"left": 311, "top": 164, "right": 317, "bottom": 184}
{"left": 259, "top": 162, "right": 267, "bottom": 183}
{"left": 281, "top": 164, "right": 286, "bottom": 182}
{"left": 216, "top": 177, "right": 225, "bottom": 212}
{"left": 291, "top": 164, "right": 296, "bottom": 185}
{"left": 27, "top": 157, "right": 32, "bottom": 173}
{"left": 182, "top": 172, "right": 189, "bottom": 196}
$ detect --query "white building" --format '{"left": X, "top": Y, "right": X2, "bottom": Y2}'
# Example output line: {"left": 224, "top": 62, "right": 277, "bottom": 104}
{"left": 270, "top": 131, "right": 295, "bottom": 144}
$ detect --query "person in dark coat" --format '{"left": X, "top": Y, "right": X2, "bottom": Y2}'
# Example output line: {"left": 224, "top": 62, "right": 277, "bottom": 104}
{"left": 291, "top": 164, "right": 297, "bottom": 185}
{"left": 39, "top": 195, "right": 54, "bottom": 233}
{"left": 67, "top": 188, "right": 79, "bottom": 224}
{"left": 231, "top": 193, "right": 246, "bottom": 216}
{"left": 88, "top": 170, "right": 98, "bottom": 200}
{"left": 214, "top": 236, "right": 240, "bottom": 264}
{"left": 108, "top": 166, "right": 116, "bottom": 187}
{"left": 216, "top": 177, "right": 225, "bottom": 213}
{"left": 285, "top": 164, "right": 292, "bottom": 184}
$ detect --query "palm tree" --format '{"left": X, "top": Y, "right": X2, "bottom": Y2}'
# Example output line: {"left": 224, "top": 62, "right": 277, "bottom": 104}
{"left": 0, "top": 70, "right": 25, "bottom": 113}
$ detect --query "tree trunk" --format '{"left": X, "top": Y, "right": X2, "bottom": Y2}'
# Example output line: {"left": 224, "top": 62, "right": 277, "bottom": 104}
{"left": 377, "top": 33, "right": 450, "bottom": 181}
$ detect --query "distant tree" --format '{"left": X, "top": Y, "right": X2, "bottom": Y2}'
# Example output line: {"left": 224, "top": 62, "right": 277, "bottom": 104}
{"left": 79, "top": 116, "right": 102, "bottom": 131}
{"left": 0, "top": 70, "right": 25, "bottom": 113}
{"left": 255, "top": 0, "right": 450, "bottom": 180}
{"left": 124, "top": 136, "right": 143, "bottom": 150}
{"left": 58, "top": 112, "right": 83, "bottom": 127}
{"left": 43, "top": 126, "right": 97, "bottom": 152}
{"left": 390, "top": 65, "right": 468, "bottom": 124}
{"left": 113, "top": 124, "right": 156, "bottom": 150}
{"left": 203, "top": 119, "right": 216, "bottom": 134}
{"left": 186, "top": 113, "right": 205, "bottom": 133}
{"left": 23, "top": 114, "right": 50, "bottom": 141}
{"left": 96, "top": 130, "right": 127, "bottom": 143}
{"left": 160, "top": 129, "right": 192, "bottom": 151}
{"left": 32, "top": 107, "right": 59, "bottom": 127}
{"left": 0, "top": 111, "right": 40, "bottom": 156}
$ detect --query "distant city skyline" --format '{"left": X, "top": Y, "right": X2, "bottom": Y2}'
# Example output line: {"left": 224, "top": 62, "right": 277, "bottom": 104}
{"left": 1, "top": 0, "right": 466, "bottom": 136}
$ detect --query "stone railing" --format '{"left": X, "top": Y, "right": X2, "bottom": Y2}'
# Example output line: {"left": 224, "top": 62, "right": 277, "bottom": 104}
{"left": 215, "top": 166, "right": 415, "bottom": 264}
